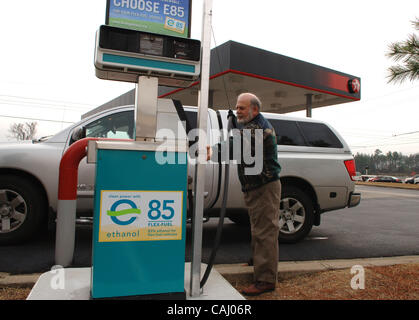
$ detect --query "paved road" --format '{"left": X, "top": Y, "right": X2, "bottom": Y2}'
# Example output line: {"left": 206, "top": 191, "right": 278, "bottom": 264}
{"left": 1, "top": 185, "right": 418, "bottom": 274}
{"left": 198, "top": 185, "right": 419, "bottom": 263}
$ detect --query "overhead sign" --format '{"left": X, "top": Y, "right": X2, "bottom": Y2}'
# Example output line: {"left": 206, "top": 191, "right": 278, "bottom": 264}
{"left": 106, "top": 0, "right": 192, "bottom": 38}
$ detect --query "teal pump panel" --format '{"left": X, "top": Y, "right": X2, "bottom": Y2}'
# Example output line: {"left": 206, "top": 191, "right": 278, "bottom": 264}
{"left": 90, "top": 143, "right": 188, "bottom": 299}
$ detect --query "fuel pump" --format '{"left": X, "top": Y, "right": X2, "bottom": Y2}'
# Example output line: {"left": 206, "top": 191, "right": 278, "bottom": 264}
{"left": 87, "top": 94, "right": 189, "bottom": 300}
{"left": 88, "top": 21, "right": 202, "bottom": 299}
{"left": 86, "top": 0, "right": 214, "bottom": 299}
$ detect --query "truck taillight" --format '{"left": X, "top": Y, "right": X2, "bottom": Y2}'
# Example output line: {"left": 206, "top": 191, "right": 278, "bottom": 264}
{"left": 344, "top": 160, "right": 356, "bottom": 181}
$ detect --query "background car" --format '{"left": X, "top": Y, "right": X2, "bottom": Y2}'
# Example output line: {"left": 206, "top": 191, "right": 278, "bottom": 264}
{"left": 404, "top": 174, "right": 419, "bottom": 184}
{"left": 414, "top": 177, "right": 419, "bottom": 184}
{"left": 362, "top": 175, "right": 377, "bottom": 182}
{"left": 368, "top": 176, "right": 402, "bottom": 183}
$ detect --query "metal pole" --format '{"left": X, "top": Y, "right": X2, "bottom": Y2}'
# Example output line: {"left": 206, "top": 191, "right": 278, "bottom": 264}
{"left": 55, "top": 138, "right": 96, "bottom": 267}
{"left": 305, "top": 94, "right": 313, "bottom": 118}
{"left": 135, "top": 76, "right": 159, "bottom": 141}
{"left": 208, "top": 89, "right": 214, "bottom": 108}
{"left": 190, "top": 0, "right": 213, "bottom": 298}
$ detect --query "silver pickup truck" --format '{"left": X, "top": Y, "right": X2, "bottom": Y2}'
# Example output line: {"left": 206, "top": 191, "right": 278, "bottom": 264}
{"left": 0, "top": 104, "right": 360, "bottom": 245}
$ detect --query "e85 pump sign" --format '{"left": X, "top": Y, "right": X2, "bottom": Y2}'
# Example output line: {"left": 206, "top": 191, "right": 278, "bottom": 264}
{"left": 106, "top": 0, "right": 192, "bottom": 38}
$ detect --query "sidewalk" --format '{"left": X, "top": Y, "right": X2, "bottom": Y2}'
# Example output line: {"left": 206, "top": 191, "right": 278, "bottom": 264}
{"left": 2, "top": 255, "right": 419, "bottom": 288}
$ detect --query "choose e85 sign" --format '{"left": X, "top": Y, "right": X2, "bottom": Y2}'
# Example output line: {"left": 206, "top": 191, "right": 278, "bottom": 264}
{"left": 107, "top": 0, "right": 192, "bottom": 38}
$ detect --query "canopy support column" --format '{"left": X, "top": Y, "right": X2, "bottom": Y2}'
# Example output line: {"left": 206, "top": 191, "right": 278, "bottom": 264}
{"left": 305, "top": 94, "right": 313, "bottom": 118}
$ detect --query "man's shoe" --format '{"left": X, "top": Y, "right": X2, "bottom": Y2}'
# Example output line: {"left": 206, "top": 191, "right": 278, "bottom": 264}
{"left": 241, "top": 281, "right": 275, "bottom": 296}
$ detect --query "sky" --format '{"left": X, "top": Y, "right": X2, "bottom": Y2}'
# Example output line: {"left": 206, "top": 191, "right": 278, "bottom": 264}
{"left": 0, "top": 0, "right": 418, "bottom": 156}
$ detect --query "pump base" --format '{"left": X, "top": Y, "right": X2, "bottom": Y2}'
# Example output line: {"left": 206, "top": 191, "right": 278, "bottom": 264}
{"left": 90, "top": 291, "right": 186, "bottom": 300}
{"left": 27, "top": 265, "right": 246, "bottom": 300}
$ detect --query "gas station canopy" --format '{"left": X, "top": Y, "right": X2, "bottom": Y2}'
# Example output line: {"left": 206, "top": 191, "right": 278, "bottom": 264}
{"left": 158, "top": 40, "right": 361, "bottom": 114}
{"left": 88, "top": 40, "right": 361, "bottom": 119}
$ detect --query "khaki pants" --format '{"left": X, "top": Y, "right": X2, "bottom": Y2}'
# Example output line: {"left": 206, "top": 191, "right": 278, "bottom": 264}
{"left": 243, "top": 180, "right": 281, "bottom": 284}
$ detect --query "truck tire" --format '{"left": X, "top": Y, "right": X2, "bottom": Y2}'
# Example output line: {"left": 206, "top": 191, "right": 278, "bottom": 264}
{"left": 278, "top": 186, "right": 314, "bottom": 244}
{"left": 0, "top": 175, "right": 47, "bottom": 245}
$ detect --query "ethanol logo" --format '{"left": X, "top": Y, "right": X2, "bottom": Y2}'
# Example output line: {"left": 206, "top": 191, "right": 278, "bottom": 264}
{"left": 107, "top": 199, "right": 141, "bottom": 226}
{"left": 164, "top": 16, "right": 185, "bottom": 34}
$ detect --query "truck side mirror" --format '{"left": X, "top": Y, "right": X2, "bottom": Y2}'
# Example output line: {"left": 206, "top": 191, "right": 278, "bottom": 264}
{"left": 70, "top": 126, "right": 86, "bottom": 144}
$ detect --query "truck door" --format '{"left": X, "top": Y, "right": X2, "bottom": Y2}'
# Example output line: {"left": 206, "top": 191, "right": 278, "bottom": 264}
{"left": 184, "top": 109, "right": 216, "bottom": 209}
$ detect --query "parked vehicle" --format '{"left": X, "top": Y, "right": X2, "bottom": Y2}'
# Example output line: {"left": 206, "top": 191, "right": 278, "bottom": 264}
{"left": 368, "top": 176, "right": 402, "bottom": 183}
{"left": 361, "top": 175, "right": 377, "bottom": 182}
{"left": 0, "top": 105, "right": 360, "bottom": 245}
{"left": 414, "top": 177, "right": 419, "bottom": 185}
{"left": 405, "top": 174, "right": 419, "bottom": 184}
{"left": 354, "top": 172, "right": 363, "bottom": 181}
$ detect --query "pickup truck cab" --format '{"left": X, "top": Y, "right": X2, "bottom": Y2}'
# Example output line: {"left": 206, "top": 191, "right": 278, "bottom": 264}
{"left": 0, "top": 104, "right": 360, "bottom": 244}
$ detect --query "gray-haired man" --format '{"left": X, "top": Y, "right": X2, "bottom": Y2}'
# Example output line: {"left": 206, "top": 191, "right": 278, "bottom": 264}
{"left": 208, "top": 93, "right": 282, "bottom": 296}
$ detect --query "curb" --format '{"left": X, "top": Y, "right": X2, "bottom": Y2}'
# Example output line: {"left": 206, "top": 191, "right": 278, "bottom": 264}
{"left": 214, "top": 255, "right": 419, "bottom": 277}
{"left": 0, "top": 273, "right": 42, "bottom": 286}
{"left": 355, "top": 182, "right": 419, "bottom": 191}
{"left": 1, "top": 256, "right": 419, "bottom": 287}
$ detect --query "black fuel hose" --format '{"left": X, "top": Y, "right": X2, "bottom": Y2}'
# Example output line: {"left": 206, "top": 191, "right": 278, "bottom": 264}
{"left": 200, "top": 110, "right": 236, "bottom": 288}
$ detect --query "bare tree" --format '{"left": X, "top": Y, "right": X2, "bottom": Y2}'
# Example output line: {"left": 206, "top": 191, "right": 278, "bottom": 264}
{"left": 8, "top": 122, "right": 38, "bottom": 140}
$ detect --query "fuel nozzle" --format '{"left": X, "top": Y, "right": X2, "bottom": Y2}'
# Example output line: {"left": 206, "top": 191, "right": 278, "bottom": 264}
{"left": 227, "top": 109, "right": 237, "bottom": 131}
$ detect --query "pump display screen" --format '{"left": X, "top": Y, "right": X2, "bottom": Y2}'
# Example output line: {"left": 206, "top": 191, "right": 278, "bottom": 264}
{"left": 99, "top": 25, "right": 201, "bottom": 61}
{"left": 139, "top": 34, "right": 164, "bottom": 56}
{"left": 106, "top": 0, "right": 192, "bottom": 38}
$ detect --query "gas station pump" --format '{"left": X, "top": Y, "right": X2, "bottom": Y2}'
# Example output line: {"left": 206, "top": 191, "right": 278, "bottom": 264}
{"left": 51, "top": 0, "right": 215, "bottom": 300}
{"left": 88, "top": 21, "right": 201, "bottom": 298}
{"left": 87, "top": 97, "right": 189, "bottom": 299}
{"left": 79, "top": 9, "right": 202, "bottom": 299}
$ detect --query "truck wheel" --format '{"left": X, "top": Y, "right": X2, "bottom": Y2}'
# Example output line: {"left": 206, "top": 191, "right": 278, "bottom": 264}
{"left": 278, "top": 186, "right": 314, "bottom": 244}
{"left": 0, "top": 175, "right": 47, "bottom": 245}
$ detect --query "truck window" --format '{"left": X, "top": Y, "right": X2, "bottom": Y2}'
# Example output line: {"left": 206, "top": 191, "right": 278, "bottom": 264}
{"left": 85, "top": 111, "right": 134, "bottom": 139}
{"left": 184, "top": 110, "right": 197, "bottom": 130}
{"left": 268, "top": 119, "right": 306, "bottom": 146}
{"left": 298, "top": 122, "right": 343, "bottom": 148}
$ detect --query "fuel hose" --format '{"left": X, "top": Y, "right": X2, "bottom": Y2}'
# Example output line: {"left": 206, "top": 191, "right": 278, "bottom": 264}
{"left": 200, "top": 109, "right": 237, "bottom": 288}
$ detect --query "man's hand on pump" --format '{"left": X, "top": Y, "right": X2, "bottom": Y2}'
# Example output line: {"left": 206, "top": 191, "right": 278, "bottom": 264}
{"left": 206, "top": 145, "right": 212, "bottom": 161}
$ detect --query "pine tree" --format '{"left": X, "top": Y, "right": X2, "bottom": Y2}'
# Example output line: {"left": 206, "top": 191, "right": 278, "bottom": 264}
{"left": 387, "top": 18, "right": 419, "bottom": 83}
